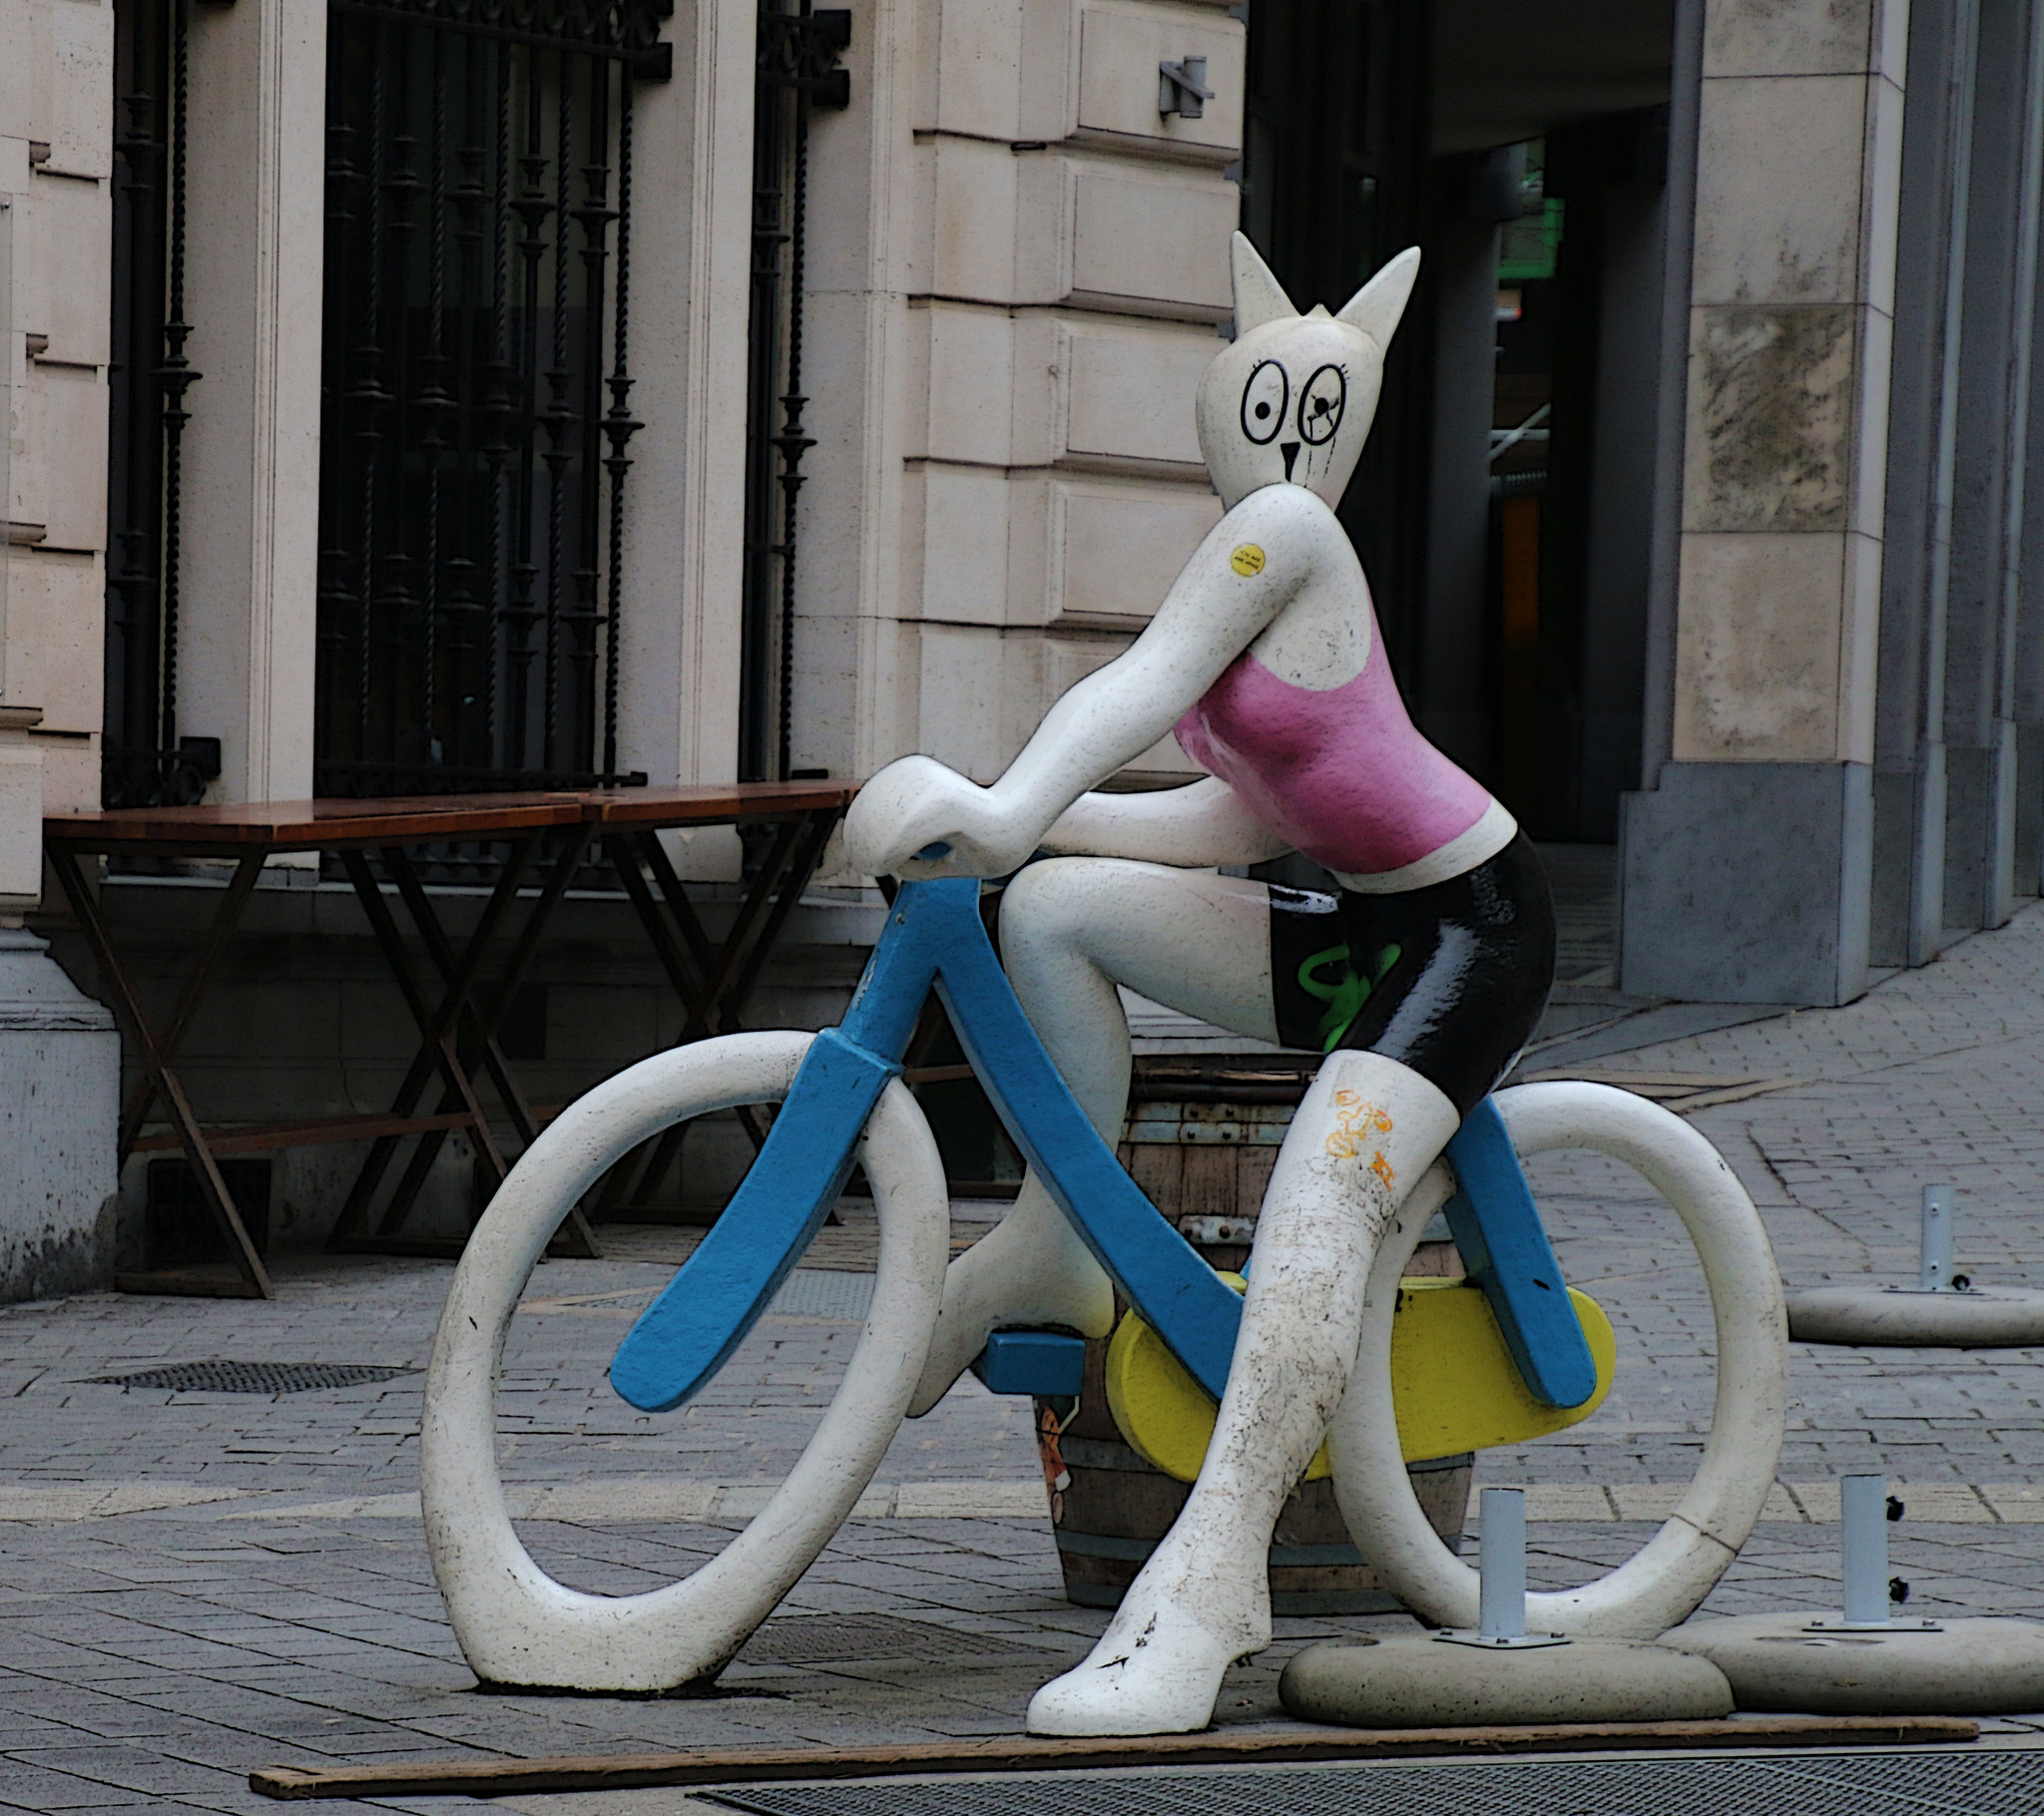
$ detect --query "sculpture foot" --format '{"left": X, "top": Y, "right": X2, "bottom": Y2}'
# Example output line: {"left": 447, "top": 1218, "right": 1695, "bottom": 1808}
{"left": 1026, "top": 1594, "right": 1260, "bottom": 1736}
{"left": 907, "top": 1182, "right": 1114, "bottom": 1416}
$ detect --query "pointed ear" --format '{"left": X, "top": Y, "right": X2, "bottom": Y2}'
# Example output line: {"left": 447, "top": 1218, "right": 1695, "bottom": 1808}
{"left": 1336, "top": 246, "right": 1421, "bottom": 345}
{"left": 1231, "top": 231, "right": 1297, "bottom": 334}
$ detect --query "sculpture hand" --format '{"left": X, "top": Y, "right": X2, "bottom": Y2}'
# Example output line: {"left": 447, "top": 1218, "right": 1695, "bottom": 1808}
{"left": 845, "top": 755, "right": 1039, "bottom": 880}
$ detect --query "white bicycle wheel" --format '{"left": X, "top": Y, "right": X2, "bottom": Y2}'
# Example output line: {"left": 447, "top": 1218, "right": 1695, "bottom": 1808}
{"left": 1329, "top": 1081, "right": 1788, "bottom": 1638}
{"left": 421, "top": 1030, "right": 950, "bottom": 1692}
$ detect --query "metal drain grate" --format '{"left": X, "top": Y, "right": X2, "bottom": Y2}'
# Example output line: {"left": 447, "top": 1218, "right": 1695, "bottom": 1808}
{"left": 704, "top": 1747, "right": 2039, "bottom": 1816}
{"left": 88, "top": 1362, "right": 418, "bottom": 1395}
{"left": 737, "top": 1615, "right": 1051, "bottom": 1666}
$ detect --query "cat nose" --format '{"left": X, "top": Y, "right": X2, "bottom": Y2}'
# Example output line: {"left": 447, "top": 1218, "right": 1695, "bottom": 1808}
{"left": 1280, "top": 442, "right": 1300, "bottom": 481}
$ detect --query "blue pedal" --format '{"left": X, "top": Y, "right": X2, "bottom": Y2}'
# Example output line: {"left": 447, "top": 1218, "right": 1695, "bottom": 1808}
{"left": 969, "top": 1330, "right": 1087, "bottom": 1397}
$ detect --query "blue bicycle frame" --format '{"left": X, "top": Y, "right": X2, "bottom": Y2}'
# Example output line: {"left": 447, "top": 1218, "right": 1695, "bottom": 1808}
{"left": 608, "top": 877, "right": 1596, "bottom": 1415}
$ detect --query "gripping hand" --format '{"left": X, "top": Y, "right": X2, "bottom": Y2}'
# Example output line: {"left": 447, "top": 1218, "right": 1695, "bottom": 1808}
{"left": 845, "top": 755, "right": 1038, "bottom": 881}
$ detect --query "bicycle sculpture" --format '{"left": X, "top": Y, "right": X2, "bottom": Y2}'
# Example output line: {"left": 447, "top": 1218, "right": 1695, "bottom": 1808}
{"left": 422, "top": 234, "right": 1788, "bottom": 1735}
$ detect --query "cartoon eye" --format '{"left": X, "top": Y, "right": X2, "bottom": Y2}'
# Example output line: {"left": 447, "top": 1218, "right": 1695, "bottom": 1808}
{"left": 1298, "top": 364, "right": 1346, "bottom": 446}
{"left": 1240, "top": 360, "right": 1288, "bottom": 446}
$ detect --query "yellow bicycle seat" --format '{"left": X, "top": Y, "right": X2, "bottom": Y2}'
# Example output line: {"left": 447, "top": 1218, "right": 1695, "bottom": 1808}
{"left": 1105, "top": 1273, "right": 1617, "bottom": 1483}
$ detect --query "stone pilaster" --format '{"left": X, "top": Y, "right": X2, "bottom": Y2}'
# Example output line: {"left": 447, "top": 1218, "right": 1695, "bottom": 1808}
{"left": 177, "top": 0, "right": 327, "bottom": 804}
{"left": 1624, "top": 0, "right": 1909, "bottom": 1005}
{"left": 0, "top": 2, "right": 119, "bottom": 1300}
{"left": 0, "top": 929, "right": 116, "bottom": 1300}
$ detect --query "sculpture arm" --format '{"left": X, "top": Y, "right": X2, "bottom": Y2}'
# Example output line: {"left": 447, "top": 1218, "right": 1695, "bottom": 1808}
{"left": 1038, "top": 777, "right": 1294, "bottom": 868}
{"left": 846, "top": 488, "right": 1316, "bottom": 879}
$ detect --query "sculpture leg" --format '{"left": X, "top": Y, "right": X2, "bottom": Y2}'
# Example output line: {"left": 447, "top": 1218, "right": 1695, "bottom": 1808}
{"left": 908, "top": 858, "right": 1278, "bottom": 1416}
{"left": 1026, "top": 1047, "right": 1459, "bottom": 1735}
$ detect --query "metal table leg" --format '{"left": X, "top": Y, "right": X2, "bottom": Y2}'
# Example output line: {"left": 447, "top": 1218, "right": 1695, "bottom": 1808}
{"left": 47, "top": 847, "right": 273, "bottom": 1298}
{"left": 378, "top": 836, "right": 602, "bottom": 1257}
{"left": 328, "top": 832, "right": 599, "bottom": 1257}
{"left": 326, "top": 840, "right": 533, "bottom": 1249}
{"left": 599, "top": 807, "right": 843, "bottom": 1218}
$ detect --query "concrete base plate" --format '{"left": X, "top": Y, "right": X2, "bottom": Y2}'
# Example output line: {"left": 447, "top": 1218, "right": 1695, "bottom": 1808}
{"left": 1786, "top": 1286, "right": 2044, "bottom": 1346}
{"left": 1662, "top": 1612, "right": 2044, "bottom": 1714}
{"left": 1278, "top": 1635, "right": 1734, "bottom": 1729}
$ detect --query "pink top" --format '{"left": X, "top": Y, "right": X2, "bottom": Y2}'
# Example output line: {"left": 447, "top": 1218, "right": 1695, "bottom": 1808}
{"left": 1175, "top": 641, "right": 1496, "bottom": 882}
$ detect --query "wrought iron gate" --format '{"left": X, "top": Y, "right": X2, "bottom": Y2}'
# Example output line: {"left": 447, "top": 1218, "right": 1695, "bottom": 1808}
{"left": 742, "top": 1, "right": 849, "bottom": 783}
{"left": 104, "top": 0, "right": 206, "bottom": 808}
{"left": 314, "top": 0, "right": 669, "bottom": 796}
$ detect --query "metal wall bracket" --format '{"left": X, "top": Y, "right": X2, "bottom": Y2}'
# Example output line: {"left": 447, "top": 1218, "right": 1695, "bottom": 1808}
{"left": 1159, "top": 54, "right": 1213, "bottom": 119}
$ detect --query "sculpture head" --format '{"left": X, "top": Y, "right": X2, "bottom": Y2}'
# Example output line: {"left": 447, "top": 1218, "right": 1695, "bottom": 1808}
{"left": 1196, "top": 234, "right": 1421, "bottom": 511}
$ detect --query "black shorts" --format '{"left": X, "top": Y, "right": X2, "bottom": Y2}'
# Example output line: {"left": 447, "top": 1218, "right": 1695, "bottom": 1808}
{"left": 1269, "top": 832, "right": 1556, "bottom": 1115}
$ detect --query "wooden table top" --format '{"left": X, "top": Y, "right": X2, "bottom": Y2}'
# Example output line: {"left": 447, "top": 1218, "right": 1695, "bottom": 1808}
{"left": 578, "top": 782, "right": 856, "bottom": 826}
{"left": 44, "top": 781, "right": 859, "bottom": 854}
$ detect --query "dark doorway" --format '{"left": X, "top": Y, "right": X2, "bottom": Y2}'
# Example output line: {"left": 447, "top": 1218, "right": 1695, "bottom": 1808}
{"left": 1488, "top": 113, "right": 1669, "bottom": 840}
{"left": 1240, "top": 0, "right": 1432, "bottom": 679}
{"left": 1242, "top": 1, "right": 1677, "bottom": 845}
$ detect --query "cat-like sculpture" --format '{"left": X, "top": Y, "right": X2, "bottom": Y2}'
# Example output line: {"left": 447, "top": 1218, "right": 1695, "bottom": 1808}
{"left": 846, "top": 233, "right": 1555, "bottom": 1736}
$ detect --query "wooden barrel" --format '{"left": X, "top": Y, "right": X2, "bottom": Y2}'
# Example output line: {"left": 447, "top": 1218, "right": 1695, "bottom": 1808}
{"left": 1034, "top": 1054, "right": 1473, "bottom": 1614}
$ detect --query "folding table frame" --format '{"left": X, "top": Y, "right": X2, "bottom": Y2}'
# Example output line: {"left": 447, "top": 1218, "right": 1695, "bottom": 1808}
{"left": 43, "top": 785, "right": 853, "bottom": 1298}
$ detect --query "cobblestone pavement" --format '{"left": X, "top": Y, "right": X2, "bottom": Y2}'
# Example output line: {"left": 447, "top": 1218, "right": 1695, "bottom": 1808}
{"left": 11, "top": 905, "right": 2044, "bottom": 1808}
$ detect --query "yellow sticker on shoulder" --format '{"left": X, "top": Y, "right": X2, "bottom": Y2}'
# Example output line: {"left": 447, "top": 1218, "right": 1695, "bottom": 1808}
{"left": 1231, "top": 543, "right": 1266, "bottom": 577}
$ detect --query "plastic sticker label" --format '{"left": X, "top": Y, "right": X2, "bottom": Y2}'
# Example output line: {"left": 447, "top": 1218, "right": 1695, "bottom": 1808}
{"left": 1231, "top": 543, "right": 1266, "bottom": 576}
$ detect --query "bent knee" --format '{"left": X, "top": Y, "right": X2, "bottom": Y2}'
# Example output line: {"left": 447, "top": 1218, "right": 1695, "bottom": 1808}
{"left": 999, "top": 856, "right": 1156, "bottom": 958}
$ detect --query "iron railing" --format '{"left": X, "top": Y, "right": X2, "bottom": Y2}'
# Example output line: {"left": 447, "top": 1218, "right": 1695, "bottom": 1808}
{"left": 104, "top": 0, "right": 209, "bottom": 808}
{"left": 741, "top": 1, "right": 849, "bottom": 783}
{"left": 314, "top": 0, "right": 669, "bottom": 796}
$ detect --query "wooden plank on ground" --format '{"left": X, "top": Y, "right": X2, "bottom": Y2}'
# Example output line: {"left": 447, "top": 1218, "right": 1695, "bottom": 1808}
{"left": 250, "top": 1716, "right": 1979, "bottom": 1799}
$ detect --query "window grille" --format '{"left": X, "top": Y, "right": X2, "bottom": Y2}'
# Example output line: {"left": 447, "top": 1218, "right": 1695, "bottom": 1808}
{"left": 314, "top": 0, "right": 670, "bottom": 797}
{"left": 742, "top": 1, "right": 849, "bottom": 783}
{"left": 104, "top": 0, "right": 206, "bottom": 808}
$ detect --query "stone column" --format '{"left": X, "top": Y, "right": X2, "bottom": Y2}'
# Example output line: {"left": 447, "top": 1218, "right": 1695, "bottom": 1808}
{"left": 175, "top": 0, "right": 327, "bottom": 803}
{"left": 614, "top": 0, "right": 754, "bottom": 880}
{"left": 1939, "top": 0, "right": 2044, "bottom": 931}
{"left": 2020, "top": 226, "right": 2044, "bottom": 894}
{"left": 0, "top": 0, "right": 120, "bottom": 1299}
{"left": 0, "top": 924, "right": 119, "bottom": 1300}
{"left": 1869, "top": 0, "right": 1977, "bottom": 968}
{"left": 797, "top": 0, "right": 920, "bottom": 789}
{"left": 1622, "top": 0, "right": 1909, "bottom": 1006}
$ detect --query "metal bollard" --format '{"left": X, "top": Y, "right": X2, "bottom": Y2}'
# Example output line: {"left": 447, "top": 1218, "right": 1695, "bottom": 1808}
{"left": 1478, "top": 1487, "right": 1528, "bottom": 1641}
{"left": 1437, "top": 1486, "right": 1569, "bottom": 1648}
{"left": 1806, "top": 1472, "right": 1943, "bottom": 1632}
{"left": 1839, "top": 1474, "right": 1890, "bottom": 1627}
{"left": 1919, "top": 1184, "right": 1955, "bottom": 1293}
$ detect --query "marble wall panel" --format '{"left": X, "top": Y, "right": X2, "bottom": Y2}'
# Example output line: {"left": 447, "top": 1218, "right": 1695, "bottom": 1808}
{"left": 1683, "top": 303, "right": 1858, "bottom": 533}
{"left": 1062, "top": 316, "right": 1212, "bottom": 466}
{"left": 1068, "top": 163, "right": 1235, "bottom": 314}
{"left": 1674, "top": 530, "right": 1847, "bottom": 762}
{"left": 1050, "top": 478, "right": 1221, "bottom": 623}
{"left": 1693, "top": 73, "right": 1874, "bottom": 304}
{"left": 1704, "top": 0, "right": 1887, "bottom": 80}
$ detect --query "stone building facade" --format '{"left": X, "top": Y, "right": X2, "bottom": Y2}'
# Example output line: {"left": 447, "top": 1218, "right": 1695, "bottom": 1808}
{"left": 0, "top": 0, "right": 119, "bottom": 1298}
{"left": 0, "top": 0, "right": 2040, "bottom": 1292}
